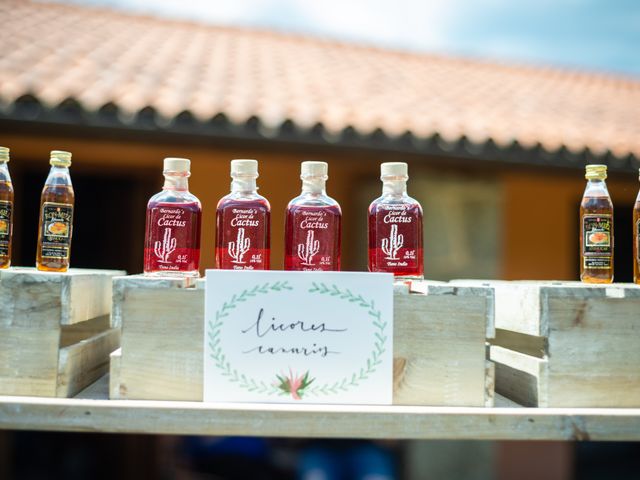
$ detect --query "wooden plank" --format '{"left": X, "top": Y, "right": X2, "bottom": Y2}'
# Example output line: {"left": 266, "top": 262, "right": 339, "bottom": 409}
{"left": 114, "top": 277, "right": 494, "bottom": 406}
{"left": 56, "top": 329, "right": 121, "bottom": 397}
{"left": 491, "top": 346, "right": 548, "bottom": 407}
{"left": 0, "top": 393, "right": 639, "bottom": 441}
{"left": 109, "top": 349, "right": 122, "bottom": 400}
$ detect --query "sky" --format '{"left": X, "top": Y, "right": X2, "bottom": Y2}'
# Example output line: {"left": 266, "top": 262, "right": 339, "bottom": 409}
{"left": 56, "top": 0, "right": 640, "bottom": 77}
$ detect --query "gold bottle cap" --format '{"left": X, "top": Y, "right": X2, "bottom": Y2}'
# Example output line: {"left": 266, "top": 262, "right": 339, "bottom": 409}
{"left": 585, "top": 164, "right": 607, "bottom": 180}
{"left": 0, "top": 146, "right": 9, "bottom": 162}
{"left": 50, "top": 150, "right": 72, "bottom": 167}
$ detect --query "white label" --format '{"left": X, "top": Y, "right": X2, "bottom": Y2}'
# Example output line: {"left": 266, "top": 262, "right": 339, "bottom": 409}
{"left": 204, "top": 270, "right": 394, "bottom": 404}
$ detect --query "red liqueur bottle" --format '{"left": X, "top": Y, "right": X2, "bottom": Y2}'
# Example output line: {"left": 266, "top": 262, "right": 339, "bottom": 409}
{"left": 285, "top": 161, "right": 341, "bottom": 271}
{"left": 368, "top": 162, "right": 423, "bottom": 278}
{"left": 216, "top": 159, "right": 270, "bottom": 270}
{"left": 144, "top": 158, "right": 202, "bottom": 277}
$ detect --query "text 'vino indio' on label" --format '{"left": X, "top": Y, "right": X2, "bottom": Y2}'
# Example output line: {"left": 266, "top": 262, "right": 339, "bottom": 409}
{"left": 0, "top": 200, "right": 11, "bottom": 256}
{"left": 41, "top": 202, "right": 73, "bottom": 260}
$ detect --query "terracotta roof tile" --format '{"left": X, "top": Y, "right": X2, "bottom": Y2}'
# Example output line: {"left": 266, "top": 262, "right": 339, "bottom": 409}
{"left": 1, "top": 0, "right": 640, "bottom": 160}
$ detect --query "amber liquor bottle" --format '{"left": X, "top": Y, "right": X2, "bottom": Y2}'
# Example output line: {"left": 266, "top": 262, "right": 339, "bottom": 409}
{"left": 633, "top": 168, "right": 640, "bottom": 284}
{"left": 368, "top": 162, "right": 423, "bottom": 278}
{"left": 0, "top": 147, "right": 14, "bottom": 269}
{"left": 285, "top": 161, "right": 341, "bottom": 271}
{"left": 36, "top": 151, "right": 75, "bottom": 272}
{"left": 216, "top": 159, "right": 270, "bottom": 270}
{"left": 144, "top": 158, "right": 202, "bottom": 277}
{"left": 580, "top": 164, "right": 614, "bottom": 283}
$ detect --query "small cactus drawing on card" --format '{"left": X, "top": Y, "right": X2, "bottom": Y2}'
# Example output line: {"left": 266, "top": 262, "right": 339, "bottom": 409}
{"left": 275, "top": 370, "right": 314, "bottom": 400}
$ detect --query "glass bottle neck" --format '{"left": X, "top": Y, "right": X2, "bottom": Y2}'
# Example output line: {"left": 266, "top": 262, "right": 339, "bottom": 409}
{"left": 301, "top": 177, "right": 327, "bottom": 195}
{"left": 382, "top": 180, "right": 408, "bottom": 196}
{"left": 163, "top": 173, "right": 190, "bottom": 191}
{"left": 231, "top": 175, "right": 257, "bottom": 193}
{"left": 45, "top": 165, "right": 72, "bottom": 186}
{"left": 0, "top": 162, "right": 10, "bottom": 184}
{"left": 584, "top": 178, "right": 609, "bottom": 196}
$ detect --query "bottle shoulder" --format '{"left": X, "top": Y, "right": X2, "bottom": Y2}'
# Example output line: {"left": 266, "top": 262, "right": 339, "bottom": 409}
{"left": 287, "top": 193, "right": 341, "bottom": 211}
{"left": 217, "top": 192, "right": 271, "bottom": 211}
{"left": 369, "top": 194, "right": 422, "bottom": 213}
{"left": 149, "top": 189, "right": 201, "bottom": 208}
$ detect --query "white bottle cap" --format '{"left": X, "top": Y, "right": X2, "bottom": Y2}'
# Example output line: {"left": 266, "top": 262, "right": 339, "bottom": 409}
{"left": 164, "top": 157, "right": 190, "bottom": 173}
{"left": 231, "top": 159, "right": 258, "bottom": 176}
{"left": 381, "top": 162, "right": 408, "bottom": 178}
{"left": 301, "top": 161, "right": 328, "bottom": 178}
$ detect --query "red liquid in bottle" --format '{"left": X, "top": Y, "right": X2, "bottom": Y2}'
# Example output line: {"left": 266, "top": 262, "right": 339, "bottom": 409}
{"left": 285, "top": 204, "right": 341, "bottom": 271}
{"left": 144, "top": 200, "right": 202, "bottom": 275}
{"left": 368, "top": 202, "right": 423, "bottom": 277}
{"left": 216, "top": 197, "right": 270, "bottom": 270}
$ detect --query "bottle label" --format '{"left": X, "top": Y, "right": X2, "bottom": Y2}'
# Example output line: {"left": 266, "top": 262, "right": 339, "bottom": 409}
{"left": 219, "top": 207, "right": 269, "bottom": 270}
{"left": 145, "top": 206, "right": 200, "bottom": 272}
{"left": 374, "top": 204, "right": 421, "bottom": 273}
{"left": 582, "top": 214, "right": 612, "bottom": 269}
{"left": 41, "top": 202, "right": 73, "bottom": 260}
{"left": 0, "top": 200, "right": 12, "bottom": 256}
{"left": 288, "top": 209, "right": 340, "bottom": 271}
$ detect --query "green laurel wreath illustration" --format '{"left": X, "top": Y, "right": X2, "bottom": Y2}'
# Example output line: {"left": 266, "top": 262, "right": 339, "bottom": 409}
{"left": 207, "top": 281, "right": 387, "bottom": 397}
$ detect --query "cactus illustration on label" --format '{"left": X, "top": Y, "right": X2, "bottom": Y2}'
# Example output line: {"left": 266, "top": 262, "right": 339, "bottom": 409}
{"left": 381, "top": 224, "right": 403, "bottom": 260}
{"left": 298, "top": 230, "right": 320, "bottom": 265}
{"left": 154, "top": 228, "right": 177, "bottom": 263}
{"left": 228, "top": 227, "right": 251, "bottom": 264}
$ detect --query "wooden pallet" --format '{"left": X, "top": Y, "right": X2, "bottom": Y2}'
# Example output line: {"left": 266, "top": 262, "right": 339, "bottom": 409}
{"left": 110, "top": 276, "right": 495, "bottom": 406}
{"left": 0, "top": 268, "right": 124, "bottom": 397}
{"left": 487, "top": 281, "right": 640, "bottom": 407}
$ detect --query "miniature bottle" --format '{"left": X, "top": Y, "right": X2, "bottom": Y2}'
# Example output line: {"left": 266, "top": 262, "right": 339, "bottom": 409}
{"left": 216, "top": 159, "right": 270, "bottom": 270}
{"left": 368, "top": 162, "right": 423, "bottom": 278}
{"left": 36, "top": 150, "right": 75, "bottom": 272}
{"left": 0, "top": 147, "right": 13, "bottom": 269}
{"left": 285, "top": 161, "right": 341, "bottom": 271}
{"left": 580, "top": 164, "right": 614, "bottom": 283}
{"left": 634, "top": 168, "right": 640, "bottom": 284}
{"left": 144, "top": 158, "right": 202, "bottom": 277}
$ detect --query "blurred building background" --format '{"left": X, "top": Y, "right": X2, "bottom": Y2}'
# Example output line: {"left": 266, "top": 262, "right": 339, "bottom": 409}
{"left": 1, "top": 1, "right": 640, "bottom": 479}
{"left": 1, "top": 0, "right": 639, "bottom": 281}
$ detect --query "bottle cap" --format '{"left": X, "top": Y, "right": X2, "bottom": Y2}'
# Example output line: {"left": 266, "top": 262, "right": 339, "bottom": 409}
{"left": 301, "top": 161, "right": 328, "bottom": 178}
{"left": 163, "top": 157, "right": 190, "bottom": 173}
{"left": 381, "top": 162, "right": 408, "bottom": 179}
{"left": 231, "top": 159, "right": 258, "bottom": 176}
{"left": 585, "top": 164, "right": 607, "bottom": 180}
{"left": 0, "top": 146, "right": 9, "bottom": 162}
{"left": 50, "top": 150, "right": 72, "bottom": 167}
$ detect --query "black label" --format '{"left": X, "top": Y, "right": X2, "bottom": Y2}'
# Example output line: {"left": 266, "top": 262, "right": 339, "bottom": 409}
{"left": 584, "top": 257, "right": 611, "bottom": 269}
{"left": 0, "top": 200, "right": 11, "bottom": 256}
{"left": 583, "top": 214, "right": 612, "bottom": 256}
{"left": 41, "top": 202, "right": 73, "bottom": 259}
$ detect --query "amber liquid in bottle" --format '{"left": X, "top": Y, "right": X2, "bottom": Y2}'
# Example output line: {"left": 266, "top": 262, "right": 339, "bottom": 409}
{"left": 36, "top": 152, "right": 75, "bottom": 272}
{"left": 0, "top": 148, "right": 13, "bottom": 269}
{"left": 580, "top": 170, "right": 613, "bottom": 284}
{"left": 633, "top": 172, "right": 640, "bottom": 284}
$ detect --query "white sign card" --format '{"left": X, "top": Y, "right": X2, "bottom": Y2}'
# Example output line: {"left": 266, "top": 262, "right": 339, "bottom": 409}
{"left": 203, "top": 270, "right": 394, "bottom": 404}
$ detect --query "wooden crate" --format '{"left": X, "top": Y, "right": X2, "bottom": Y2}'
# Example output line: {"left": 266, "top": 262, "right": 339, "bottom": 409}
{"left": 488, "top": 281, "right": 640, "bottom": 407}
{"left": 0, "top": 268, "right": 123, "bottom": 397}
{"left": 111, "top": 276, "right": 495, "bottom": 406}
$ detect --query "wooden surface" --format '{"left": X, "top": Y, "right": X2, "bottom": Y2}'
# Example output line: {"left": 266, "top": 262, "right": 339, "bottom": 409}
{"left": 488, "top": 281, "right": 640, "bottom": 407}
{"left": 112, "top": 276, "right": 495, "bottom": 406}
{"left": 0, "top": 267, "right": 125, "bottom": 397}
{"left": 0, "top": 376, "right": 639, "bottom": 440}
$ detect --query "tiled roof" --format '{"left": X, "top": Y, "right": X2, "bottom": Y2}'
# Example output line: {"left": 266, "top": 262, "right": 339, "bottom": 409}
{"left": 1, "top": 0, "right": 640, "bottom": 166}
